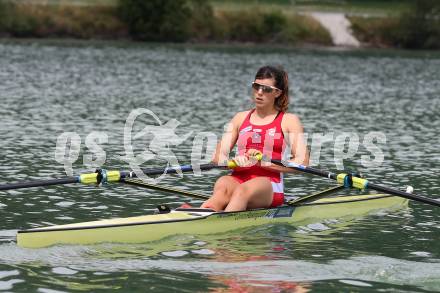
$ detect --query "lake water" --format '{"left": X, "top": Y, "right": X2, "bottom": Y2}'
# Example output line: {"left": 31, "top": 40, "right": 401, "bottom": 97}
{"left": 0, "top": 40, "right": 439, "bottom": 292}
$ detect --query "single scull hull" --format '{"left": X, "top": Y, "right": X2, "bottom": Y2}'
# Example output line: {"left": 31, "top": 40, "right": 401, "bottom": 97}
{"left": 17, "top": 194, "right": 408, "bottom": 248}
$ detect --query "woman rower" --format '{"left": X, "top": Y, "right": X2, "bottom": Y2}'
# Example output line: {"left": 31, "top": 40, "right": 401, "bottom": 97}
{"left": 201, "top": 66, "right": 309, "bottom": 212}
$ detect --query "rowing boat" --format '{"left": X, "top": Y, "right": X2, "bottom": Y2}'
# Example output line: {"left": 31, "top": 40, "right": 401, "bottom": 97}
{"left": 3, "top": 158, "right": 437, "bottom": 248}
{"left": 17, "top": 193, "right": 408, "bottom": 248}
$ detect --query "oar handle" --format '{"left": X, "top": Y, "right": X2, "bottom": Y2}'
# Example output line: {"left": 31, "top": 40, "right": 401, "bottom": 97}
{"left": 226, "top": 152, "right": 264, "bottom": 168}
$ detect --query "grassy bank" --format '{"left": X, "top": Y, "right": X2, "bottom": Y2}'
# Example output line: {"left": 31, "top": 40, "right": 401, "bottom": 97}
{"left": 210, "top": 0, "right": 412, "bottom": 15}
{"left": 6, "top": 0, "right": 412, "bottom": 13}
{"left": 211, "top": 8, "right": 331, "bottom": 44}
{"left": 0, "top": 0, "right": 331, "bottom": 45}
{"left": 0, "top": 1, "right": 127, "bottom": 38}
{"left": 349, "top": 0, "right": 440, "bottom": 49}
{"left": 1, "top": 0, "right": 438, "bottom": 49}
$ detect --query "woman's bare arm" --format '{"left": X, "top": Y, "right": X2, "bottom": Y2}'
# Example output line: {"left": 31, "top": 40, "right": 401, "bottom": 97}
{"left": 211, "top": 111, "right": 248, "bottom": 165}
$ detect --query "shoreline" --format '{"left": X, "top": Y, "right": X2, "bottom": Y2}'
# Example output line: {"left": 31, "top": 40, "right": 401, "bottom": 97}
{"left": 1, "top": 1, "right": 438, "bottom": 50}
{"left": 2, "top": 38, "right": 440, "bottom": 58}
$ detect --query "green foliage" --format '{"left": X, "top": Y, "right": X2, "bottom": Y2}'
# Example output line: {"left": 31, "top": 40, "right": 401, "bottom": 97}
{"left": 394, "top": 0, "right": 440, "bottom": 49}
{"left": 213, "top": 9, "right": 330, "bottom": 44}
{"left": 0, "top": 1, "right": 13, "bottom": 32}
{"left": 187, "top": 0, "right": 216, "bottom": 41}
{"left": 349, "top": 16, "right": 394, "bottom": 46}
{"left": 0, "top": 0, "right": 331, "bottom": 46}
{"left": 0, "top": 2, "right": 38, "bottom": 37}
{"left": 118, "top": 0, "right": 214, "bottom": 42}
{"left": 0, "top": 2, "right": 126, "bottom": 39}
{"left": 0, "top": 1, "right": 5, "bottom": 24}
{"left": 118, "top": 0, "right": 186, "bottom": 41}
{"left": 351, "top": 0, "right": 440, "bottom": 49}
{"left": 262, "top": 11, "right": 286, "bottom": 36}
{"left": 214, "top": 9, "right": 285, "bottom": 42}
{"left": 284, "top": 14, "right": 332, "bottom": 44}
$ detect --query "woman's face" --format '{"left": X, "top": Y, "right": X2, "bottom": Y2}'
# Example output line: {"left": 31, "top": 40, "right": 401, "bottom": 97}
{"left": 251, "top": 78, "right": 281, "bottom": 109}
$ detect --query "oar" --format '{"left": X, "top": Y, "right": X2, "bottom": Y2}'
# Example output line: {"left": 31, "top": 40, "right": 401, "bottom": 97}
{"left": 271, "top": 160, "right": 440, "bottom": 207}
{"left": 0, "top": 156, "right": 255, "bottom": 191}
{"left": 0, "top": 163, "right": 226, "bottom": 191}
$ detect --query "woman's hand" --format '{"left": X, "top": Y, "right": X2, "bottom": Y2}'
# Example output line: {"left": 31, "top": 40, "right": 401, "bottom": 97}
{"left": 232, "top": 155, "right": 254, "bottom": 167}
{"left": 245, "top": 149, "right": 262, "bottom": 159}
{"left": 232, "top": 149, "right": 262, "bottom": 167}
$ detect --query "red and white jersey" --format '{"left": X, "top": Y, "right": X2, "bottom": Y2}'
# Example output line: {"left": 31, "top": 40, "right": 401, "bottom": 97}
{"left": 232, "top": 109, "right": 285, "bottom": 197}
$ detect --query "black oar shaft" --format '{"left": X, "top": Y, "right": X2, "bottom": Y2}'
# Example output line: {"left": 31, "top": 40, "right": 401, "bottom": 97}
{"left": 271, "top": 159, "right": 440, "bottom": 207}
{"left": 0, "top": 177, "right": 79, "bottom": 191}
{"left": 128, "top": 163, "right": 221, "bottom": 178}
{"left": 0, "top": 163, "right": 224, "bottom": 191}
{"left": 272, "top": 160, "right": 336, "bottom": 179}
{"left": 368, "top": 182, "right": 439, "bottom": 206}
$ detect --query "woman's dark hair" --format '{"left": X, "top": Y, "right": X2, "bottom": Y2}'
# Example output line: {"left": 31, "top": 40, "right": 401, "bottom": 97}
{"left": 254, "top": 66, "right": 289, "bottom": 112}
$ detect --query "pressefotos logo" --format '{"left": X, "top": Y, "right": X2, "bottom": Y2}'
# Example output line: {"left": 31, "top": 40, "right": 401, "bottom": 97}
{"left": 55, "top": 108, "right": 387, "bottom": 181}
{"left": 122, "top": 108, "right": 192, "bottom": 183}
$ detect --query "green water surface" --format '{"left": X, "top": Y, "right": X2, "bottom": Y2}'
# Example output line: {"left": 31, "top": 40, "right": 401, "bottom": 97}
{"left": 0, "top": 40, "right": 439, "bottom": 292}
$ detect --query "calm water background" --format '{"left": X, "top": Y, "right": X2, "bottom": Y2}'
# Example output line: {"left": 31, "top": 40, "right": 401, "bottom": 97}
{"left": 0, "top": 40, "right": 439, "bottom": 292}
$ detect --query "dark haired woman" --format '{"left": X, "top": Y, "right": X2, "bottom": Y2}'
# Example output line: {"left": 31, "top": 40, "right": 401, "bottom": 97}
{"left": 201, "top": 66, "right": 309, "bottom": 212}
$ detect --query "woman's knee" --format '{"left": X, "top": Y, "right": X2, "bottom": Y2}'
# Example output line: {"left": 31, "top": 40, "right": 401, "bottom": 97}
{"left": 213, "top": 183, "right": 227, "bottom": 195}
{"left": 230, "top": 185, "right": 251, "bottom": 200}
{"left": 203, "top": 177, "right": 239, "bottom": 210}
{"left": 214, "top": 176, "right": 239, "bottom": 193}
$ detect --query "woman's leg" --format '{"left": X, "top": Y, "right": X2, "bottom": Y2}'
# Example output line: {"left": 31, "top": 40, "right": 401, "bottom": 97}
{"left": 225, "top": 177, "right": 273, "bottom": 212}
{"left": 201, "top": 175, "right": 240, "bottom": 211}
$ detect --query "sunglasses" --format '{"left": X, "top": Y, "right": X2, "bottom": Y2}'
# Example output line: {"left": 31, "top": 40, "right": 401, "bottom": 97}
{"left": 251, "top": 82, "right": 281, "bottom": 94}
